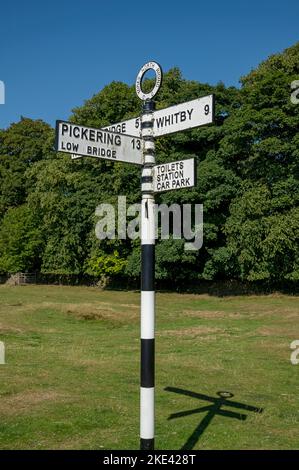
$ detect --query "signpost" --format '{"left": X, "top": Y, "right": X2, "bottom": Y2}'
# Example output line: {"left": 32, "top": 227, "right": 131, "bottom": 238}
{"left": 56, "top": 61, "right": 214, "bottom": 450}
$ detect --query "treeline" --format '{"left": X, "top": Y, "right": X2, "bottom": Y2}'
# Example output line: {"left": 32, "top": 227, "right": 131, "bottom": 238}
{"left": 0, "top": 43, "right": 298, "bottom": 289}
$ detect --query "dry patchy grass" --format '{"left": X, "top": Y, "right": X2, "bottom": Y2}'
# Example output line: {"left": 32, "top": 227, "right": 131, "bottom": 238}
{"left": 0, "top": 390, "right": 69, "bottom": 416}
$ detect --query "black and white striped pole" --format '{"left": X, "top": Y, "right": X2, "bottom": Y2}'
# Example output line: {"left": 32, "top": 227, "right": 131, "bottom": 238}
{"left": 136, "top": 62, "right": 162, "bottom": 451}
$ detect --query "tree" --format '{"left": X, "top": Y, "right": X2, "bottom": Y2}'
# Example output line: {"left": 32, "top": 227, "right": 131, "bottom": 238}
{"left": 0, "top": 118, "right": 54, "bottom": 218}
{"left": 225, "top": 183, "right": 299, "bottom": 282}
{"left": 0, "top": 205, "right": 43, "bottom": 273}
{"left": 219, "top": 42, "right": 299, "bottom": 284}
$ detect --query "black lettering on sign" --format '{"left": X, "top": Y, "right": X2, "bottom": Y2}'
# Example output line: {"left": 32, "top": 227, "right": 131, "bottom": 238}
{"left": 131, "top": 138, "right": 141, "bottom": 150}
{"left": 107, "top": 133, "right": 114, "bottom": 146}
{"left": 155, "top": 107, "right": 194, "bottom": 129}
{"left": 88, "top": 146, "right": 117, "bottom": 159}
{"left": 61, "top": 123, "right": 68, "bottom": 135}
{"left": 187, "top": 109, "right": 193, "bottom": 119}
{"left": 165, "top": 115, "right": 171, "bottom": 126}
{"left": 62, "top": 124, "right": 122, "bottom": 147}
{"left": 81, "top": 128, "right": 88, "bottom": 140}
{"left": 62, "top": 142, "right": 78, "bottom": 152}
{"left": 73, "top": 127, "right": 80, "bottom": 138}
{"left": 105, "top": 122, "right": 126, "bottom": 134}
{"left": 114, "top": 135, "right": 121, "bottom": 146}
{"left": 156, "top": 116, "right": 164, "bottom": 128}
{"left": 98, "top": 132, "right": 104, "bottom": 143}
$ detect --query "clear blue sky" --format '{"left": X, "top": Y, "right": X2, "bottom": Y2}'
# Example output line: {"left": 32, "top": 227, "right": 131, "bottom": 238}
{"left": 0, "top": 0, "right": 298, "bottom": 129}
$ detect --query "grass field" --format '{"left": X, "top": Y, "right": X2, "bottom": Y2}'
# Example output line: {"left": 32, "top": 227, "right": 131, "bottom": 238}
{"left": 0, "top": 285, "right": 298, "bottom": 450}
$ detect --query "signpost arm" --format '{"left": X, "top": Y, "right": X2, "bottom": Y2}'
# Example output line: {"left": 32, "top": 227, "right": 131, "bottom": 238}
{"left": 140, "top": 99, "right": 156, "bottom": 450}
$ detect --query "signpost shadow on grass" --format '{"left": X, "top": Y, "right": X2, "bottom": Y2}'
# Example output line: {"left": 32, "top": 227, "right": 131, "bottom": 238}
{"left": 165, "top": 387, "right": 263, "bottom": 450}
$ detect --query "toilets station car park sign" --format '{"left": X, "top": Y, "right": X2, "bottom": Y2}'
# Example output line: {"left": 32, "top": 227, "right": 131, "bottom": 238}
{"left": 153, "top": 158, "right": 196, "bottom": 193}
{"left": 55, "top": 62, "right": 214, "bottom": 450}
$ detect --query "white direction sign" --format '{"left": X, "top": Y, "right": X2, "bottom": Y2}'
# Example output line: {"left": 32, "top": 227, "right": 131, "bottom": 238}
{"left": 153, "top": 158, "right": 196, "bottom": 193}
{"left": 151, "top": 94, "right": 214, "bottom": 137}
{"left": 102, "top": 94, "right": 214, "bottom": 138}
{"left": 55, "top": 120, "right": 143, "bottom": 166}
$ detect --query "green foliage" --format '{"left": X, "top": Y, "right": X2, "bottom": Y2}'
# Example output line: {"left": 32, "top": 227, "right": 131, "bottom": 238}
{"left": 0, "top": 204, "right": 43, "bottom": 273}
{"left": 85, "top": 250, "right": 127, "bottom": 278}
{"left": 26, "top": 155, "right": 101, "bottom": 275}
{"left": 70, "top": 81, "right": 139, "bottom": 128}
{"left": 0, "top": 118, "right": 54, "bottom": 217}
{"left": 225, "top": 183, "right": 299, "bottom": 282}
